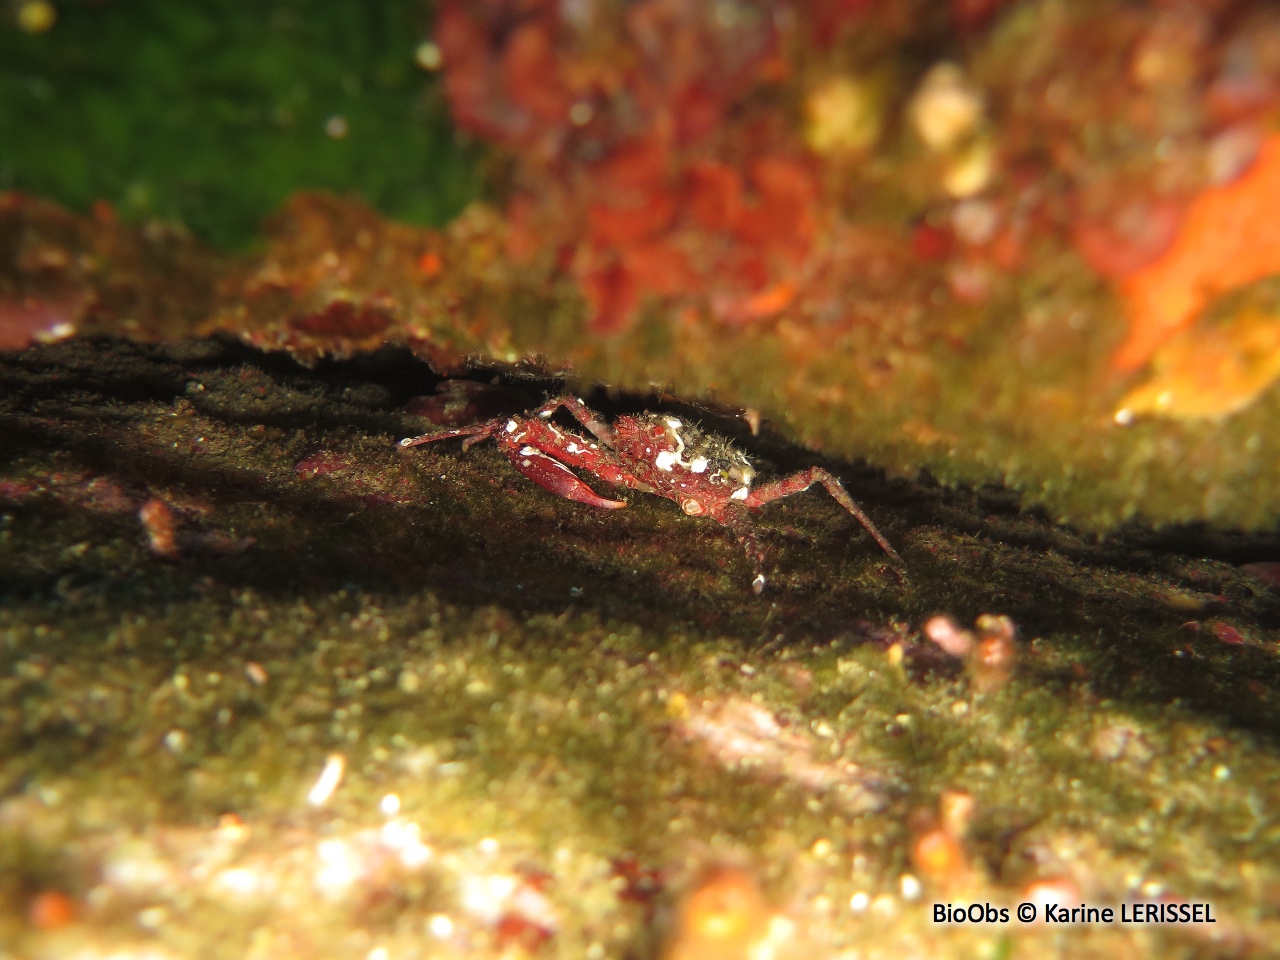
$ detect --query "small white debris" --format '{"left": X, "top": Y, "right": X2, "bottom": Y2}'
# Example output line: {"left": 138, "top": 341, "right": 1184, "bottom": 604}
{"left": 137, "top": 905, "right": 168, "bottom": 930}
{"left": 104, "top": 844, "right": 173, "bottom": 893}
{"left": 1207, "top": 124, "right": 1262, "bottom": 185}
{"left": 307, "top": 753, "right": 346, "bottom": 807}
{"left": 461, "top": 873, "right": 518, "bottom": 923}
{"left": 367, "top": 948, "right": 389, "bottom": 960}
{"left": 380, "top": 820, "right": 433, "bottom": 869}
{"left": 1114, "top": 407, "right": 1135, "bottom": 426}
{"left": 689, "top": 457, "right": 708, "bottom": 473}
{"left": 315, "top": 838, "right": 362, "bottom": 899}
{"left": 213, "top": 866, "right": 264, "bottom": 898}
{"left": 478, "top": 836, "right": 500, "bottom": 856}
{"left": 244, "top": 661, "right": 268, "bottom": 685}
{"left": 324, "top": 115, "right": 349, "bottom": 139}
{"left": 924, "top": 615, "right": 973, "bottom": 657}
{"left": 36, "top": 321, "right": 77, "bottom": 343}
{"left": 910, "top": 62, "right": 983, "bottom": 151}
{"left": 952, "top": 197, "right": 1000, "bottom": 245}
{"left": 665, "top": 417, "right": 682, "bottom": 428}
{"left": 428, "top": 913, "right": 455, "bottom": 938}
{"left": 899, "top": 873, "right": 922, "bottom": 901}
{"left": 163, "top": 730, "right": 186, "bottom": 753}
{"left": 415, "top": 41, "right": 442, "bottom": 71}
{"left": 944, "top": 138, "right": 995, "bottom": 197}
{"left": 380, "top": 793, "right": 401, "bottom": 816}
{"left": 850, "top": 891, "right": 870, "bottom": 912}
{"left": 506, "top": 420, "right": 518, "bottom": 433}
{"left": 655, "top": 450, "right": 678, "bottom": 471}
{"left": 731, "top": 486, "right": 750, "bottom": 500}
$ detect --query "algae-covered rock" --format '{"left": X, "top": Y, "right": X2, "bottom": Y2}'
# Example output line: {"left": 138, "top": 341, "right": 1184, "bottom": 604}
{"left": 2, "top": 338, "right": 1279, "bottom": 958}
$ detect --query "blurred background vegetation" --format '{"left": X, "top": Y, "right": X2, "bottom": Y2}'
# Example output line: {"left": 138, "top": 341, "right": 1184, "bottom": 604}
{"left": 0, "top": 0, "right": 481, "bottom": 248}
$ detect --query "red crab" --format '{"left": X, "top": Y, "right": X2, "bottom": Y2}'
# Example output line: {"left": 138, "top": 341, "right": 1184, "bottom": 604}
{"left": 400, "top": 396, "right": 902, "bottom": 593}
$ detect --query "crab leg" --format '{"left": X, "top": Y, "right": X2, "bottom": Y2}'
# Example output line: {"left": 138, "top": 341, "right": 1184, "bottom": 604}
{"left": 399, "top": 407, "right": 631, "bottom": 508}
{"left": 502, "top": 444, "right": 627, "bottom": 509}
{"left": 721, "top": 506, "right": 770, "bottom": 595}
{"left": 531, "top": 396, "right": 617, "bottom": 448}
{"left": 397, "top": 419, "right": 505, "bottom": 450}
{"left": 744, "top": 468, "right": 903, "bottom": 565}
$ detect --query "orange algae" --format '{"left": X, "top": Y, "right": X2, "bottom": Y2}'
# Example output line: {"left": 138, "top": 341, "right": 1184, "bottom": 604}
{"left": 663, "top": 867, "right": 773, "bottom": 960}
{"left": 1116, "top": 134, "right": 1280, "bottom": 373}
{"left": 1115, "top": 304, "right": 1280, "bottom": 421}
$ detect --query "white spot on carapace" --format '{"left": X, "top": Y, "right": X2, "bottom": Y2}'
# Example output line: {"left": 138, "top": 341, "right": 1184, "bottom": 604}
{"left": 655, "top": 450, "right": 678, "bottom": 471}
{"left": 505, "top": 420, "right": 518, "bottom": 433}
{"left": 567, "top": 442, "right": 581, "bottom": 454}
{"left": 521, "top": 459, "right": 531, "bottom": 467}
{"left": 689, "top": 457, "right": 708, "bottom": 473}
{"left": 539, "top": 409, "right": 553, "bottom": 418}
{"left": 731, "top": 486, "right": 750, "bottom": 501}
{"left": 664, "top": 417, "right": 682, "bottom": 429}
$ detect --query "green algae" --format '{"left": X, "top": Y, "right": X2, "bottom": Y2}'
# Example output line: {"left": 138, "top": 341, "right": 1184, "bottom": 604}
{"left": 0, "top": 0, "right": 481, "bottom": 249}
{"left": 2, "top": 338, "right": 1280, "bottom": 957}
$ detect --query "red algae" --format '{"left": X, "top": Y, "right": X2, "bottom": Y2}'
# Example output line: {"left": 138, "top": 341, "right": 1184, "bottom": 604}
{"left": 434, "top": 0, "right": 866, "bottom": 334}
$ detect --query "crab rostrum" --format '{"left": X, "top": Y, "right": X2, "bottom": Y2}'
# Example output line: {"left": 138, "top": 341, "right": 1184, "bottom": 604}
{"left": 400, "top": 396, "right": 902, "bottom": 593}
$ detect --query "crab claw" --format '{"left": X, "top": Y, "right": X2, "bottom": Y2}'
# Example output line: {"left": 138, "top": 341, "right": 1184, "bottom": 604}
{"left": 509, "top": 448, "right": 627, "bottom": 509}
